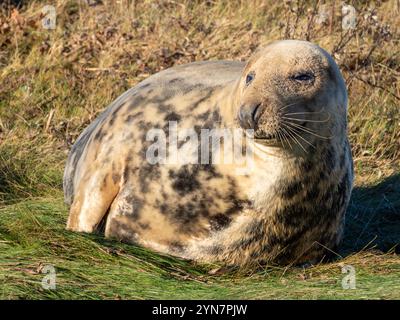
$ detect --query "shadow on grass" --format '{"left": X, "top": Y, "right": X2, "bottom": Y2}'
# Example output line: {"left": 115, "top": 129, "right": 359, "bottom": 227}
{"left": 95, "top": 236, "right": 213, "bottom": 273}
{"left": 341, "top": 173, "right": 400, "bottom": 256}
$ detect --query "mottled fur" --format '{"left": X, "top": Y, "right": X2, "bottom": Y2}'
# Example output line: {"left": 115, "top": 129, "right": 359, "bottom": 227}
{"left": 64, "top": 40, "right": 353, "bottom": 266}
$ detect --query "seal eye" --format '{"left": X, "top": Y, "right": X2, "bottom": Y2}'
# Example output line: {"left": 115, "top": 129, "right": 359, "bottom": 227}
{"left": 292, "top": 73, "right": 314, "bottom": 83}
{"left": 245, "top": 73, "right": 255, "bottom": 86}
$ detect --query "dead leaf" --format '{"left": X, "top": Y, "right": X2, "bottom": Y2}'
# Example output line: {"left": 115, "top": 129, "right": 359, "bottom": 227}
{"left": 11, "top": 9, "right": 24, "bottom": 27}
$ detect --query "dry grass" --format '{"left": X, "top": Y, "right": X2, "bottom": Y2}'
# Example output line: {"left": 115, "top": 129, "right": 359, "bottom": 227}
{"left": 0, "top": 0, "right": 399, "bottom": 299}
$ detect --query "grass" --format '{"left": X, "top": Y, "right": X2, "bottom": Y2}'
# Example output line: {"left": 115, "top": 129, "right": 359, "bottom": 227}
{"left": 1, "top": 196, "right": 399, "bottom": 299}
{"left": 0, "top": 0, "right": 399, "bottom": 299}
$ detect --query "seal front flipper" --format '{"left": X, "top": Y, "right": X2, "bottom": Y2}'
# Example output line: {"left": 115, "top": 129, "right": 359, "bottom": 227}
{"left": 66, "top": 170, "right": 119, "bottom": 233}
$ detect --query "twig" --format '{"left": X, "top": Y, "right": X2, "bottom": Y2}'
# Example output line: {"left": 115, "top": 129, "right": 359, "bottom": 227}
{"left": 347, "top": 68, "right": 400, "bottom": 101}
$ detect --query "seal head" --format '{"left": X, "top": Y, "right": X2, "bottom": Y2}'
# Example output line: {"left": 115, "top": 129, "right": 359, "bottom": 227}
{"left": 237, "top": 40, "right": 347, "bottom": 153}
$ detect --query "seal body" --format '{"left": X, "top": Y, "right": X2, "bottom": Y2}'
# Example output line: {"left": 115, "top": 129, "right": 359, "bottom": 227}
{"left": 64, "top": 40, "right": 353, "bottom": 266}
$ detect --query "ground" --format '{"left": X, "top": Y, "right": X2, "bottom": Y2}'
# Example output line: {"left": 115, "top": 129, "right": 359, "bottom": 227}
{"left": 0, "top": 0, "right": 399, "bottom": 299}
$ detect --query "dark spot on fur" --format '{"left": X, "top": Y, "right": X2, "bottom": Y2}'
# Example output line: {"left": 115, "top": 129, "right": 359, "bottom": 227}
{"left": 108, "top": 220, "right": 138, "bottom": 243}
{"left": 188, "top": 91, "right": 213, "bottom": 111}
{"left": 197, "top": 109, "right": 221, "bottom": 129}
{"left": 101, "top": 174, "right": 109, "bottom": 189}
{"left": 138, "top": 163, "right": 161, "bottom": 193}
{"left": 161, "top": 190, "right": 168, "bottom": 200}
{"left": 124, "top": 94, "right": 144, "bottom": 111}
{"left": 305, "top": 184, "right": 320, "bottom": 201}
{"left": 158, "top": 174, "right": 242, "bottom": 234}
{"left": 172, "top": 202, "right": 208, "bottom": 230}
{"left": 94, "top": 127, "right": 106, "bottom": 141}
{"left": 164, "top": 111, "right": 181, "bottom": 122}
{"left": 177, "top": 136, "right": 191, "bottom": 149}
{"left": 125, "top": 111, "right": 143, "bottom": 123}
{"left": 169, "top": 166, "right": 201, "bottom": 196}
{"left": 210, "top": 214, "right": 232, "bottom": 231}
{"left": 109, "top": 111, "right": 117, "bottom": 126}
{"left": 196, "top": 110, "right": 210, "bottom": 121}
{"left": 157, "top": 103, "right": 174, "bottom": 113}
{"left": 168, "top": 164, "right": 222, "bottom": 196}
{"left": 169, "top": 78, "right": 183, "bottom": 84}
{"left": 123, "top": 167, "right": 130, "bottom": 181}
{"left": 280, "top": 180, "right": 303, "bottom": 199}
{"left": 181, "top": 83, "right": 207, "bottom": 95}
{"left": 138, "top": 222, "right": 150, "bottom": 230}
{"left": 124, "top": 194, "right": 144, "bottom": 219}
{"left": 137, "top": 120, "right": 152, "bottom": 132}
{"left": 301, "top": 160, "right": 313, "bottom": 172}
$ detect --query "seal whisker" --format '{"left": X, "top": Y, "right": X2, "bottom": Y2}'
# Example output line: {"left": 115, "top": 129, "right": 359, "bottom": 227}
{"left": 281, "top": 114, "right": 331, "bottom": 123}
{"left": 283, "top": 120, "right": 332, "bottom": 140}
{"left": 279, "top": 127, "right": 293, "bottom": 150}
{"left": 280, "top": 124, "right": 296, "bottom": 146}
{"left": 276, "top": 130, "right": 283, "bottom": 146}
{"left": 281, "top": 122, "right": 316, "bottom": 149}
{"left": 276, "top": 130, "right": 284, "bottom": 147}
{"left": 284, "top": 107, "right": 328, "bottom": 116}
{"left": 286, "top": 128, "right": 308, "bottom": 153}
{"left": 282, "top": 119, "right": 329, "bottom": 137}
{"left": 280, "top": 123, "right": 308, "bottom": 153}
{"left": 279, "top": 102, "right": 299, "bottom": 112}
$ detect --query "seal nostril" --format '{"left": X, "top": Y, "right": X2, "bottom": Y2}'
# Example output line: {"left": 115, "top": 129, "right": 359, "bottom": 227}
{"left": 239, "top": 103, "right": 262, "bottom": 129}
{"left": 251, "top": 103, "right": 262, "bottom": 123}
